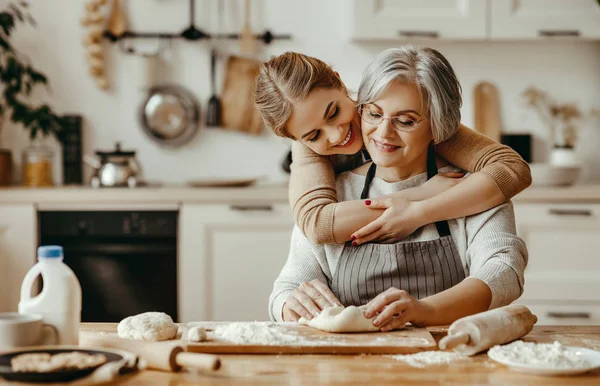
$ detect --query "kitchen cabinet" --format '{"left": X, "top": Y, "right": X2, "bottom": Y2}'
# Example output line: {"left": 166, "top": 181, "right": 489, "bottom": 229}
{"left": 513, "top": 203, "right": 600, "bottom": 325}
{"left": 490, "top": 0, "right": 600, "bottom": 39}
{"left": 352, "top": 0, "right": 487, "bottom": 40}
{"left": 0, "top": 204, "right": 37, "bottom": 312}
{"left": 179, "top": 203, "right": 294, "bottom": 323}
{"left": 352, "top": 0, "right": 600, "bottom": 41}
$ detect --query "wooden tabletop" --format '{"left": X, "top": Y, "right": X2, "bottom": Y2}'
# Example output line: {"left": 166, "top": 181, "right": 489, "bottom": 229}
{"left": 25, "top": 325, "right": 600, "bottom": 385}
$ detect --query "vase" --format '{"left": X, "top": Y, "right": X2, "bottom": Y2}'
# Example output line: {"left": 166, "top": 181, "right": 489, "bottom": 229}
{"left": 549, "top": 145, "right": 579, "bottom": 167}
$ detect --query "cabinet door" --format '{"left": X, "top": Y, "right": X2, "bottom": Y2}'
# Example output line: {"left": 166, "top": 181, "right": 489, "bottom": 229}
{"left": 179, "top": 204, "right": 293, "bottom": 322}
{"left": 353, "top": 0, "right": 487, "bottom": 40}
{"left": 516, "top": 301, "right": 600, "bottom": 325}
{"left": 513, "top": 203, "right": 600, "bottom": 303}
{"left": 0, "top": 205, "right": 37, "bottom": 312}
{"left": 491, "top": 0, "right": 600, "bottom": 39}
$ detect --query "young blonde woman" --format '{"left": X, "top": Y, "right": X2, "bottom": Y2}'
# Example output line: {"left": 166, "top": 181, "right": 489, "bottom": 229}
{"left": 268, "top": 47, "right": 527, "bottom": 328}
{"left": 254, "top": 49, "right": 531, "bottom": 246}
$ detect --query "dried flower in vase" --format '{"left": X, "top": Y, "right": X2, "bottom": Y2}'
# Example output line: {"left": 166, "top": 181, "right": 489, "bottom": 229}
{"left": 522, "top": 86, "right": 583, "bottom": 148}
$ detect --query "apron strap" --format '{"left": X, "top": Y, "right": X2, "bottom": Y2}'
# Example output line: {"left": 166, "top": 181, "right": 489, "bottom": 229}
{"left": 359, "top": 143, "right": 452, "bottom": 238}
{"left": 360, "top": 162, "right": 378, "bottom": 200}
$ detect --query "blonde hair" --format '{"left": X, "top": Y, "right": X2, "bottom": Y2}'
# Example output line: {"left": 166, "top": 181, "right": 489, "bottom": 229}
{"left": 358, "top": 46, "right": 462, "bottom": 143}
{"left": 253, "top": 52, "right": 346, "bottom": 139}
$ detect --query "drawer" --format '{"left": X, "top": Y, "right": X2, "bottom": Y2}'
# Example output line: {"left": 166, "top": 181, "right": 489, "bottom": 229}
{"left": 516, "top": 301, "right": 600, "bottom": 325}
{"left": 514, "top": 203, "right": 600, "bottom": 302}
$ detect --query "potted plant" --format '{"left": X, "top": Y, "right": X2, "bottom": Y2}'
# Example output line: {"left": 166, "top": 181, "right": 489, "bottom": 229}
{"left": 522, "top": 86, "right": 589, "bottom": 166}
{"left": 0, "top": 1, "right": 65, "bottom": 186}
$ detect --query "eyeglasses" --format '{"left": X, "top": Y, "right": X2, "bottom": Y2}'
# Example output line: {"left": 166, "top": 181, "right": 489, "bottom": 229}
{"left": 359, "top": 104, "right": 426, "bottom": 132}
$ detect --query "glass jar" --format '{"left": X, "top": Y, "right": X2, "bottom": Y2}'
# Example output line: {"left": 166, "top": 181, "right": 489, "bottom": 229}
{"left": 22, "top": 144, "right": 54, "bottom": 187}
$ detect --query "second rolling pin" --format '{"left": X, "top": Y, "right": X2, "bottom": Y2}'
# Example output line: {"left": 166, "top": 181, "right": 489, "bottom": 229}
{"left": 81, "top": 334, "right": 221, "bottom": 372}
{"left": 439, "top": 305, "right": 538, "bottom": 356}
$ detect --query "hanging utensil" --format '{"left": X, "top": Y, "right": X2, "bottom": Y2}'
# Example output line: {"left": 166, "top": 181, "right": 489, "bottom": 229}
{"left": 181, "top": 0, "right": 208, "bottom": 40}
{"left": 139, "top": 85, "right": 201, "bottom": 148}
{"left": 240, "top": 0, "right": 256, "bottom": 56}
{"left": 474, "top": 81, "right": 502, "bottom": 142}
{"left": 107, "top": 0, "right": 127, "bottom": 38}
{"left": 206, "top": 49, "right": 222, "bottom": 126}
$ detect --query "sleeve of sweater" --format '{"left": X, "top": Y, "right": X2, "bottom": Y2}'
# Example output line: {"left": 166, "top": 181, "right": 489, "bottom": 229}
{"left": 435, "top": 124, "right": 532, "bottom": 200}
{"left": 464, "top": 202, "right": 529, "bottom": 309}
{"left": 288, "top": 141, "right": 338, "bottom": 244}
{"left": 268, "top": 225, "right": 333, "bottom": 322}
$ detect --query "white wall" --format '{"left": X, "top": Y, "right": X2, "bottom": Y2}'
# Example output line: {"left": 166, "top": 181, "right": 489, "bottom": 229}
{"left": 2, "top": 0, "right": 600, "bottom": 185}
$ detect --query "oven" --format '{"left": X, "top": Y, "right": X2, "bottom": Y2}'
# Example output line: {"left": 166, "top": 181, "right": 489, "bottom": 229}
{"left": 38, "top": 209, "right": 178, "bottom": 322}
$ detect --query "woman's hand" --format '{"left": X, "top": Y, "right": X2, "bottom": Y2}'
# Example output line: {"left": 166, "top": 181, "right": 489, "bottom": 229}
{"left": 350, "top": 172, "right": 465, "bottom": 245}
{"left": 363, "top": 288, "right": 436, "bottom": 331}
{"left": 351, "top": 195, "right": 424, "bottom": 245}
{"left": 282, "top": 280, "right": 343, "bottom": 322}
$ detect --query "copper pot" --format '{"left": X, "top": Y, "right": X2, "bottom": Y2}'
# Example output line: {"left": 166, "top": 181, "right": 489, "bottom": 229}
{"left": 0, "top": 150, "right": 12, "bottom": 186}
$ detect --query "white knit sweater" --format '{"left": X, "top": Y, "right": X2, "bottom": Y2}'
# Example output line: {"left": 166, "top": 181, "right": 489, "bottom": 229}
{"left": 269, "top": 166, "right": 528, "bottom": 322}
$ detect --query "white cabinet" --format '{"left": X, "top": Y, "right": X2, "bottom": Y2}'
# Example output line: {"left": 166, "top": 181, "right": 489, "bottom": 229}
{"left": 514, "top": 203, "right": 600, "bottom": 324}
{"left": 179, "top": 203, "right": 293, "bottom": 323}
{"left": 0, "top": 204, "right": 37, "bottom": 312}
{"left": 352, "top": 0, "right": 487, "bottom": 40}
{"left": 490, "top": 0, "right": 600, "bottom": 39}
{"left": 352, "top": 0, "right": 600, "bottom": 40}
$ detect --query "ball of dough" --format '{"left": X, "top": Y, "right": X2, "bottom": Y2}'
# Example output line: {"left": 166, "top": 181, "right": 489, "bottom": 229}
{"left": 117, "top": 312, "right": 178, "bottom": 341}
{"left": 187, "top": 327, "right": 207, "bottom": 342}
{"left": 299, "top": 306, "right": 404, "bottom": 333}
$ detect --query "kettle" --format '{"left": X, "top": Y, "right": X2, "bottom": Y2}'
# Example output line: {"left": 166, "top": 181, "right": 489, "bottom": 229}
{"left": 84, "top": 143, "right": 141, "bottom": 188}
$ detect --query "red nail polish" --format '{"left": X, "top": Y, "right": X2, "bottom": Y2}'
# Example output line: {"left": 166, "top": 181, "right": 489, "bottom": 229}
{"left": 365, "top": 200, "right": 371, "bottom": 205}
{"left": 352, "top": 241, "right": 357, "bottom": 247}
{"left": 350, "top": 235, "right": 356, "bottom": 241}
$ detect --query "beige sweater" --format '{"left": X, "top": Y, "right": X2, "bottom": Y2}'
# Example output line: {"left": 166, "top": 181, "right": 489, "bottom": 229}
{"left": 289, "top": 124, "right": 532, "bottom": 244}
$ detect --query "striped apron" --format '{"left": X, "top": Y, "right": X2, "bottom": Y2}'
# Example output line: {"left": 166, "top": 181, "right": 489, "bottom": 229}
{"left": 331, "top": 144, "right": 466, "bottom": 307}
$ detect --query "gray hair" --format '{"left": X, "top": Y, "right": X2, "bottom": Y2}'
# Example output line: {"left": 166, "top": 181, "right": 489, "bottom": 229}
{"left": 357, "top": 46, "right": 462, "bottom": 143}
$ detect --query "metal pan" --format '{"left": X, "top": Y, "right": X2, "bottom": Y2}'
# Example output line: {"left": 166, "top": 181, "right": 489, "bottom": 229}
{"left": 139, "top": 85, "right": 201, "bottom": 148}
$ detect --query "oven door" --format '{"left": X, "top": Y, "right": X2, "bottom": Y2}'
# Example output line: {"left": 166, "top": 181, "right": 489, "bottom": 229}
{"left": 45, "top": 239, "right": 177, "bottom": 323}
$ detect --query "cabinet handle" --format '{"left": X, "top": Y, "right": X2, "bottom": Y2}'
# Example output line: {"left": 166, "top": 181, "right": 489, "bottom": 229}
{"left": 229, "top": 204, "right": 273, "bottom": 212}
{"left": 548, "top": 208, "right": 592, "bottom": 216}
{"left": 397, "top": 30, "right": 439, "bottom": 38}
{"left": 547, "top": 311, "right": 591, "bottom": 319}
{"left": 538, "top": 30, "right": 580, "bottom": 37}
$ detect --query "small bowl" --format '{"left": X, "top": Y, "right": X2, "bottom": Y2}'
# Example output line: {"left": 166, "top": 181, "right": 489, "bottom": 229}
{"left": 529, "top": 163, "right": 581, "bottom": 187}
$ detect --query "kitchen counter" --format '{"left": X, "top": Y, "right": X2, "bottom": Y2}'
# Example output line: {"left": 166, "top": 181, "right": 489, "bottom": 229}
{"left": 0, "top": 183, "right": 290, "bottom": 204}
{"left": 36, "top": 324, "right": 596, "bottom": 385}
{"left": 0, "top": 183, "right": 599, "bottom": 205}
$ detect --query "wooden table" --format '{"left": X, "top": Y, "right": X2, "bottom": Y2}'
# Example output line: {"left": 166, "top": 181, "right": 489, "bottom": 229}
{"left": 32, "top": 325, "right": 600, "bottom": 385}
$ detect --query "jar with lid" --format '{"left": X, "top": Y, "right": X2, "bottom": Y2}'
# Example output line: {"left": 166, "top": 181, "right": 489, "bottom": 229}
{"left": 22, "top": 143, "right": 54, "bottom": 187}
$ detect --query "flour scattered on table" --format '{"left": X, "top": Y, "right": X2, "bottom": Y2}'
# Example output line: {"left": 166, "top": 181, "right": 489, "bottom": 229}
{"left": 488, "top": 341, "right": 589, "bottom": 369}
{"left": 213, "top": 322, "right": 335, "bottom": 346}
{"left": 214, "top": 322, "right": 301, "bottom": 345}
{"left": 389, "top": 351, "right": 466, "bottom": 367}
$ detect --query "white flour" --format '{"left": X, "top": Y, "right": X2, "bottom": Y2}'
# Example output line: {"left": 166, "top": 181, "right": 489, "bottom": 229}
{"left": 389, "top": 351, "right": 466, "bottom": 367}
{"left": 488, "top": 341, "right": 589, "bottom": 369}
{"left": 213, "top": 322, "right": 303, "bottom": 345}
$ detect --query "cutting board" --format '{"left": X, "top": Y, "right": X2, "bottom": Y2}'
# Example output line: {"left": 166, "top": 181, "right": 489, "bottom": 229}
{"left": 220, "top": 55, "right": 263, "bottom": 135}
{"left": 473, "top": 81, "right": 502, "bottom": 142}
{"left": 185, "top": 322, "right": 437, "bottom": 355}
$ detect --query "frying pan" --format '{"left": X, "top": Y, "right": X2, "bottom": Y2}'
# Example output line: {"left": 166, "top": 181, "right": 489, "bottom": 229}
{"left": 139, "top": 85, "right": 201, "bottom": 148}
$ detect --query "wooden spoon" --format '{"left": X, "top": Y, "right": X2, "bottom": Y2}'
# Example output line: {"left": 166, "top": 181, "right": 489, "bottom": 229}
{"left": 240, "top": 0, "right": 256, "bottom": 56}
{"left": 108, "top": 0, "right": 127, "bottom": 37}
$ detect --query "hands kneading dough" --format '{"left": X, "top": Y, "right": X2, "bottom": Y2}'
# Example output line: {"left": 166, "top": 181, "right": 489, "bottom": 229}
{"left": 117, "top": 312, "right": 178, "bottom": 341}
{"left": 298, "top": 306, "right": 405, "bottom": 333}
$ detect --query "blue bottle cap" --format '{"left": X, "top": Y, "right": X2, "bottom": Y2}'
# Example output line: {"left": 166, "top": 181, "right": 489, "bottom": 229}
{"left": 37, "top": 246, "right": 63, "bottom": 258}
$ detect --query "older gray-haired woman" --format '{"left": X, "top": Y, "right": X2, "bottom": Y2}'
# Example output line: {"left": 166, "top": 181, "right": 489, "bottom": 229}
{"left": 269, "top": 47, "right": 528, "bottom": 330}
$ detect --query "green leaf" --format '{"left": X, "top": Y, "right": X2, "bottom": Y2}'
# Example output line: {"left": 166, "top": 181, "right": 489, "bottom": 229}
{"left": 27, "top": 67, "right": 46, "bottom": 84}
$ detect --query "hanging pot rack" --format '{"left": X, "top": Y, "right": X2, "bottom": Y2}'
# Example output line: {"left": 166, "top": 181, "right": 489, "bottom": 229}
{"left": 103, "top": 0, "right": 291, "bottom": 45}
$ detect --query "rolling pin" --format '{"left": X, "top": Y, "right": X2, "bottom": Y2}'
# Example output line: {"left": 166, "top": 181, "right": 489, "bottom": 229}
{"left": 80, "top": 334, "right": 221, "bottom": 372}
{"left": 438, "top": 305, "right": 538, "bottom": 356}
